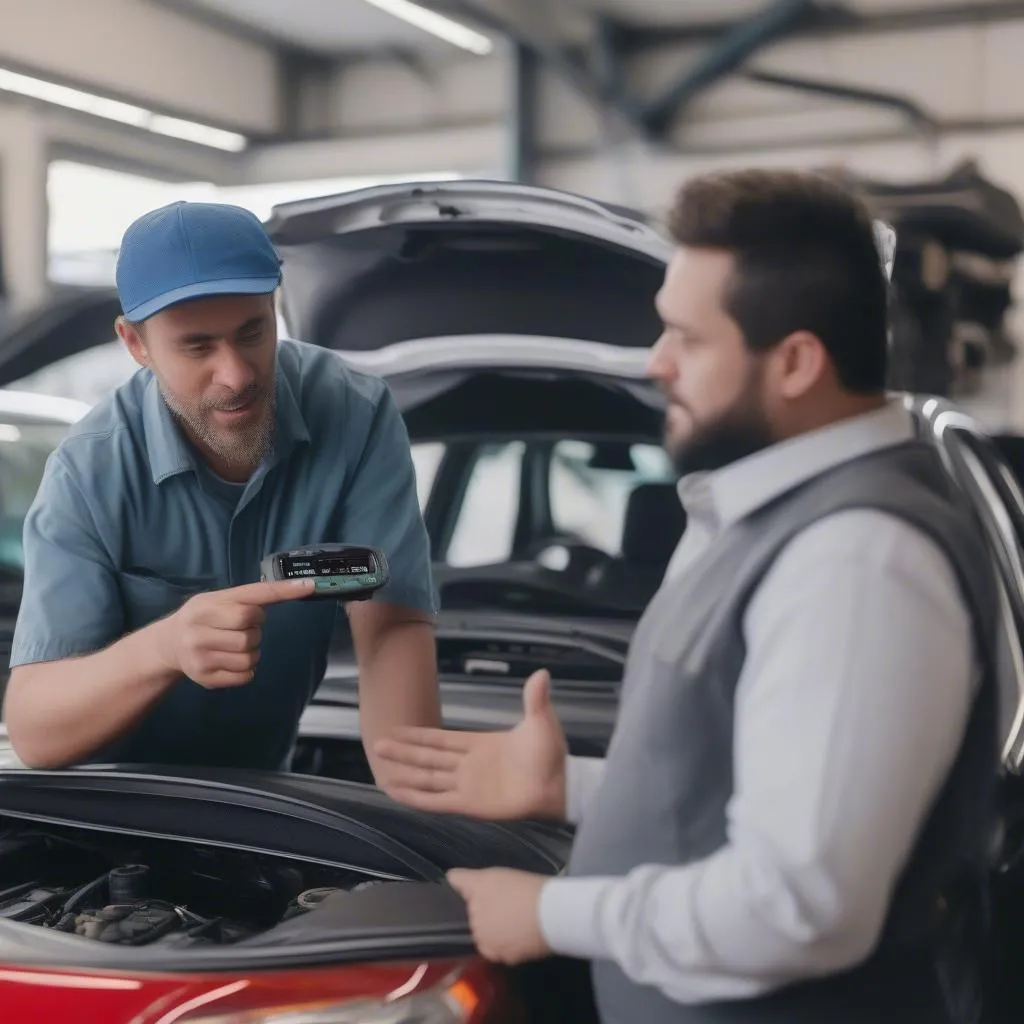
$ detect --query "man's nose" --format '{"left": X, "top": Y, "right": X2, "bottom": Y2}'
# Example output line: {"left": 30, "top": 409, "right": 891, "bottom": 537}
{"left": 211, "top": 346, "right": 256, "bottom": 393}
{"left": 646, "top": 336, "right": 676, "bottom": 382}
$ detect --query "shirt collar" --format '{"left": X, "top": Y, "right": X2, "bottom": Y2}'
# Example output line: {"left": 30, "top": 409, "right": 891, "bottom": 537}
{"left": 676, "top": 398, "right": 916, "bottom": 532}
{"left": 143, "top": 373, "right": 193, "bottom": 485}
{"left": 143, "top": 353, "right": 311, "bottom": 486}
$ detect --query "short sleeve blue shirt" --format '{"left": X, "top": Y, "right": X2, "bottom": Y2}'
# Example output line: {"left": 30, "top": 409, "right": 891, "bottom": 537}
{"left": 10, "top": 338, "right": 437, "bottom": 769}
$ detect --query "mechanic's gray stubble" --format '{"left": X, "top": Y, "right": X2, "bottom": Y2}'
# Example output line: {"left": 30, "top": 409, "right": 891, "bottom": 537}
{"left": 159, "top": 375, "right": 276, "bottom": 478}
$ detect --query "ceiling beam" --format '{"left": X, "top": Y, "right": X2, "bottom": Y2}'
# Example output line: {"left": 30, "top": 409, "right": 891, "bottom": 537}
{"left": 639, "top": 0, "right": 816, "bottom": 138}
{"left": 615, "top": 1, "right": 1024, "bottom": 53}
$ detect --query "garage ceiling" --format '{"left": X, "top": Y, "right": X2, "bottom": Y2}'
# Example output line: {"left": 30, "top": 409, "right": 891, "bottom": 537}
{"left": 177, "top": 0, "right": 1023, "bottom": 56}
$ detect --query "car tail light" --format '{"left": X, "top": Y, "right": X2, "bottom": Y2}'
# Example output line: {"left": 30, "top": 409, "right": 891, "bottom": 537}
{"left": 176, "top": 960, "right": 509, "bottom": 1024}
{"left": 188, "top": 990, "right": 469, "bottom": 1023}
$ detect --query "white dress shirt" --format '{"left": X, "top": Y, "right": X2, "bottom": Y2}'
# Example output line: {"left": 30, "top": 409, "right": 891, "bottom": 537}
{"left": 538, "top": 400, "right": 983, "bottom": 1004}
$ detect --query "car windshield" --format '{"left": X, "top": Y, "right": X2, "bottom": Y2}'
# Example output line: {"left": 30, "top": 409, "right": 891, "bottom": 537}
{"left": 411, "top": 438, "right": 676, "bottom": 568}
{"left": 0, "top": 419, "right": 70, "bottom": 574}
{"left": 0, "top": 419, "right": 674, "bottom": 582}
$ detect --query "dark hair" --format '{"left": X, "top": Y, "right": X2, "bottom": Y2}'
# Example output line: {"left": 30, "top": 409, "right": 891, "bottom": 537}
{"left": 666, "top": 168, "right": 889, "bottom": 393}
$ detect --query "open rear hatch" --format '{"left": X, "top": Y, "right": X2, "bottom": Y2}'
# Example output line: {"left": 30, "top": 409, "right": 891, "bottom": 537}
{"left": 265, "top": 179, "right": 670, "bottom": 359}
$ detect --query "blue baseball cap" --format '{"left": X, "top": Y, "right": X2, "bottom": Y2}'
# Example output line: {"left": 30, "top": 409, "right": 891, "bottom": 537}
{"left": 115, "top": 201, "right": 282, "bottom": 322}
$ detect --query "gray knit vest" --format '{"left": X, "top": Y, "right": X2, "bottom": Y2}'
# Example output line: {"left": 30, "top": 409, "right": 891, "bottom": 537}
{"left": 568, "top": 440, "right": 1000, "bottom": 1024}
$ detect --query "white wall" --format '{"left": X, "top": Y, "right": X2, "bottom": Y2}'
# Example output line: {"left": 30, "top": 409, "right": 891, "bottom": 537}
{"left": 245, "top": 122, "right": 503, "bottom": 182}
{"left": 330, "top": 55, "right": 507, "bottom": 135}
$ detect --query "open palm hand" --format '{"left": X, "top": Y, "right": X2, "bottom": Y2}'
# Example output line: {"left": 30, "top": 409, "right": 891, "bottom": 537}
{"left": 374, "top": 670, "right": 567, "bottom": 821}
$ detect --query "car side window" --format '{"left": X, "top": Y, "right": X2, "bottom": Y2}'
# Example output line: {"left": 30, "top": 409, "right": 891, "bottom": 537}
{"left": 446, "top": 442, "right": 525, "bottom": 567}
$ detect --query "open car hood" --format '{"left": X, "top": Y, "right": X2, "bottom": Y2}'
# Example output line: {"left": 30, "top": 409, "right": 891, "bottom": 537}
{"left": 0, "top": 764, "right": 570, "bottom": 971}
{"left": 264, "top": 179, "right": 672, "bottom": 358}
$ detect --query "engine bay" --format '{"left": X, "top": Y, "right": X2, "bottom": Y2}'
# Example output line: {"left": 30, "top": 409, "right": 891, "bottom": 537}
{"left": 0, "top": 819, "right": 393, "bottom": 948}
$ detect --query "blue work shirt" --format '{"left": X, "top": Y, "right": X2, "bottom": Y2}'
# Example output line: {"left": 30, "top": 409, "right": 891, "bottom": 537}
{"left": 10, "top": 338, "right": 437, "bottom": 770}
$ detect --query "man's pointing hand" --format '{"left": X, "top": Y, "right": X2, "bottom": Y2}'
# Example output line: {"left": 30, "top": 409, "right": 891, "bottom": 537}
{"left": 156, "top": 578, "right": 315, "bottom": 688}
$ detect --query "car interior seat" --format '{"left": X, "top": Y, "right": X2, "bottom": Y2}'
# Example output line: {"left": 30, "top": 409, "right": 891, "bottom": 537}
{"left": 583, "top": 482, "right": 686, "bottom": 607}
{"left": 620, "top": 482, "right": 687, "bottom": 568}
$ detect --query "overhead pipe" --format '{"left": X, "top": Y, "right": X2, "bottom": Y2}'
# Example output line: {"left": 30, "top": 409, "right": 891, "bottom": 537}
{"left": 743, "top": 68, "right": 940, "bottom": 139}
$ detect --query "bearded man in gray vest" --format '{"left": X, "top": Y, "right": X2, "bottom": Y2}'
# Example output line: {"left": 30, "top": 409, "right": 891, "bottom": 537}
{"left": 372, "top": 169, "right": 1000, "bottom": 1023}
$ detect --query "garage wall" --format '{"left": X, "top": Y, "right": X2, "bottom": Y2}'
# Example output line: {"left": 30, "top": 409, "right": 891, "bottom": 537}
{"left": 330, "top": 55, "right": 507, "bottom": 135}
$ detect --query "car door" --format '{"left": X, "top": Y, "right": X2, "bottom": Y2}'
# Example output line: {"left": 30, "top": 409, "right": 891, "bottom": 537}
{"left": 912, "top": 399, "right": 1024, "bottom": 1019}
{"left": 913, "top": 399, "right": 1024, "bottom": 767}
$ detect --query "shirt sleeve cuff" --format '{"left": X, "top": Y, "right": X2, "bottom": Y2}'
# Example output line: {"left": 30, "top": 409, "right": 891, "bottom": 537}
{"left": 565, "top": 755, "right": 604, "bottom": 825}
{"left": 8, "top": 636, "right": 107, "bottom": 667}
{"left": 539, "top": 875, "right": 618, "bottom": 960}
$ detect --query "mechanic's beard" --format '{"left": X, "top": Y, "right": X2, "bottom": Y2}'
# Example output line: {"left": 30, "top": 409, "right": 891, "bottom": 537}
{"left": 666, "top": 377, "right": 775, "bottom": 479}
{"left": 160, "top": 381, "right": 276, "bottom": 478}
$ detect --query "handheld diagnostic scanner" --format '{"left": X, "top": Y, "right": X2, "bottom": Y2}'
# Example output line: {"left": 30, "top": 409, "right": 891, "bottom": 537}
{"left": 260, "top": 544, "right": 389, "bottom": 601}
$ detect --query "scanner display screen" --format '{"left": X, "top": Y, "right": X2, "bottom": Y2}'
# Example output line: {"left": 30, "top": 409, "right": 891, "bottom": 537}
{"left": 280, "top": 551, "right": 376, "bottom": 579}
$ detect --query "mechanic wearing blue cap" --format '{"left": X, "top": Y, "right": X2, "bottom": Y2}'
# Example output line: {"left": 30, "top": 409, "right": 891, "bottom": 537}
{"left": 3, "top": 201, "right": 440, "bottom": 775}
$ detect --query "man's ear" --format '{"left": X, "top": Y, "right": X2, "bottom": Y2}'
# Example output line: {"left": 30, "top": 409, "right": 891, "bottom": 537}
{"left": 115, "top": 316, "right": 150, "bottom": 370}
{"left": 770, "top": 330, "right": 829, "bottom": 401}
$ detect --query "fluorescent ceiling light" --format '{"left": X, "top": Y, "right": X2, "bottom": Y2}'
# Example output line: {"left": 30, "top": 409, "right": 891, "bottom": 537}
{"left": 0, "top": 68, "right": 247, "bottom": 152}
{"left": 362, "top": 0, "right": 493, "bottom": 55}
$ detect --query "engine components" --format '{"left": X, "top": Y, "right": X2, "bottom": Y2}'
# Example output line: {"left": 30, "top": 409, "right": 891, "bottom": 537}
{"left": 0, "top": 827, "right": 380, "bottom": 948}
{"left": 72, "top": 902, "right": 180, "bottom": 945}
{"left": 107, "top": 864, "right": 150, "bottom": 903}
